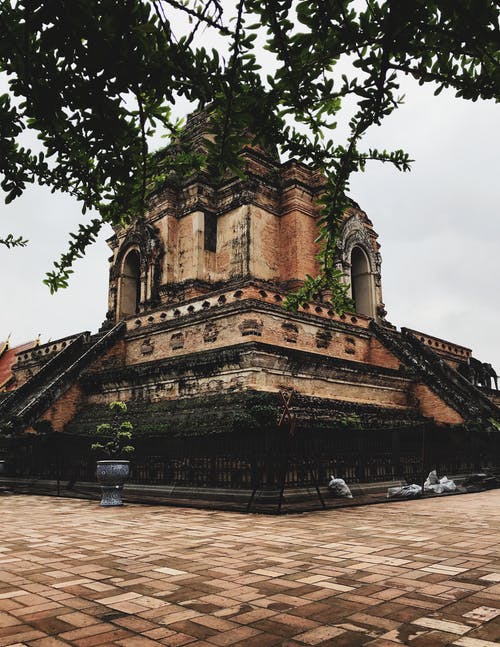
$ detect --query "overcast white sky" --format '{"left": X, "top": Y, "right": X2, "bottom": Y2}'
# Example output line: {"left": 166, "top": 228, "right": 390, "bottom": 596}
{"left": 1, "top": 59, "right": 499, "bottom": 372}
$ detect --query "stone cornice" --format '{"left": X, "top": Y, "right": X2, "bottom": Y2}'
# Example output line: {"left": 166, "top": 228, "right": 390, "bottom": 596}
{"left": 125, "top": 295, "right": 372, "bottom": 341}
{"left": 82, "top": 340, "right": 408, "bottom": 392}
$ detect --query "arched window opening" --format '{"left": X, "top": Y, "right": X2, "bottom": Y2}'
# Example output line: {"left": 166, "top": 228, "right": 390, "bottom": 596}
{"left": 350, "top": 246, "right": 374, "bottom": 317}
{"left": 120, "top": 250, "right": 141, "bottom": 317}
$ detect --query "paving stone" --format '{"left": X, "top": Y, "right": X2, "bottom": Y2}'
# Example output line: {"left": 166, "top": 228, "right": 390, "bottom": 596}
{"left": 463, "top": 606, "right": 500, "bottom": 623}
{"left": 412, "top": 616, "right": 472, "bottom": 635}
{"left": 206, "top": 626, "right": 261, "bottom": 645}
{"left": 29, "top": 638, "right": 74, "bottom": 646}
{"left": 167, "top": 619, "right": 219, "bottom": 640}
{"left": 453, "top": 638, "right": 500, "bottom": 647}
{"left": 0, "top": 492, "right": 499, "bottom": 646}
{"left": 293, "top": 625, "right": 346, "bottom": 644}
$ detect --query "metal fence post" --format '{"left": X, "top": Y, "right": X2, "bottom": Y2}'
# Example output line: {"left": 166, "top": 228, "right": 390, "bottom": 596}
{"left": 421, "top": 423, "right": 427, "bottom": 493}
{"left": 392, "top": 429, "right": 401, "bottom": 479}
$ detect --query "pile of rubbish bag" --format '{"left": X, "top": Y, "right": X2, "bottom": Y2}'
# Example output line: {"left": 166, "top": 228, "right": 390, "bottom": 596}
{"left": 328, "top": 475, "right": 353, "bottom": 498}
{"left": 387, "top": 470, "right": 457, "bottom": 499}
{"left": 424, "top": 470, "right": 456, "bottom": 494}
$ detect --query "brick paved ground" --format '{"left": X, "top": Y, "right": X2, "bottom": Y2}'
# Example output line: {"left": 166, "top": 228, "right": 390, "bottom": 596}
{"left": 1, "top": 492, "right": 500, "bottom": 646}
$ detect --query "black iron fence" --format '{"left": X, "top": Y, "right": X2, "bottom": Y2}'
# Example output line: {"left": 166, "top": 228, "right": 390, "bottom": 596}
{"left": 1, "top": 424, "right": 498, "bottom": 505}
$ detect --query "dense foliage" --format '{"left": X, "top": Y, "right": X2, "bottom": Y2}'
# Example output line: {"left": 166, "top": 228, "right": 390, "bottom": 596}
{"left": 1, "top": 0, "right": 498, "bottom": 303}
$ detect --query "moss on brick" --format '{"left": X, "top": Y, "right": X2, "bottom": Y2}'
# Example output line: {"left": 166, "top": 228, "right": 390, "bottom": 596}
{"left": 65, "top": 389, "right": 426, "bottom": 439}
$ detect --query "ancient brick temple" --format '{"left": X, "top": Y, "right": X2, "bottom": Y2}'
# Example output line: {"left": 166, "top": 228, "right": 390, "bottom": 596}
{"left": 0, "top": 112, "right": 498, "bottom": 440}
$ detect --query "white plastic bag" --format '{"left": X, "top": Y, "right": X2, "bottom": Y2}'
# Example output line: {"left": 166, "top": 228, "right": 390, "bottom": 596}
{"left": 424, "top": 470, "right": 439, "bottom": 488}
{"left": 387, "top": 484, "right": 422, "bottom": 499}
{"left": 439, "top": 476, "right": 456, "bottom": 492}
{"left": 328, "top": 475, "right": 353, "bottom": 498}
{"left": 426, "top": 483, "right": 444, "bottom": 494}
{"left": 424, "top": 470, "right": 443, "bottom": 493}
{"left": 424, "top": 470, "right": 456, "bottom": 494}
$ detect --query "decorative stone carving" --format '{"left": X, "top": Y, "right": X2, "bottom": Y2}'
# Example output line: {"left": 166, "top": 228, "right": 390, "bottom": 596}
{"left": 282, "top": 322, "right": 299, "bottom": 343}
{"left": 178, "top": 378, "right": 197, "bottom": 396}
{"left": 316, "top": 329, "right": 332, "bottom": 349}
{"left": 140, "top": 338, "right": 154, "bottom": 355}
{"left": 339, "top": 216, "right": 379, "bottom": 278}
{"left": 207, "top": 379, "right": 224, "bottom": 392}
{"left": 170, "top": 332, "right": 184, "bottom": 350}
{"left": 376, "top": 303, "right": 387, "bottom": 319}
{"left": 239, "top": 319, "right": 263, "bottom": 337}
{"left": 203, "top": 323, "right": 219, "bottom": 343}
{"left": 229, "top": 376, "right": 244, "bottom": 391}
{"left": 344, "top": 336, "right": 356, "bottom": 355}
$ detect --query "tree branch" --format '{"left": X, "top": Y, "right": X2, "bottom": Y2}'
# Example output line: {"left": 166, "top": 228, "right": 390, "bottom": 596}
{"left": 153, "top": 0, "right": 230, "bottom": 35}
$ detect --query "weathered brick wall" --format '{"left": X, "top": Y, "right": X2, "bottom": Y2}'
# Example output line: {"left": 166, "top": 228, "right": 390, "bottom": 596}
{"left": 218, "top": 206, "right": 249, "bottom": 279}
{"left": 39, "top": 383, "right": 84, "bottom": 432}
{"left": 368, "top": 337, "right": 401, "bottom": 370}
{"left": 86, "top": 348, "right": 412, "bottom": 410}
{"left": 411, "top": 382, "right": 464, "bottom": 425}
{"left": 107, "top": 149, "right": 329, "bottom": 314}
{"left": 29, "top": 339, "right": 126, "bottom": 431}
{"left": 176, "top": 212, "right": 199, "bottom": 282}
{"left": 157, "top": 213, "right": 174, "bottom": 284}
{"left": 124, "top": 308, "right": 375, "bottom": 367}
{"left": 254, "top": 372, "right": 410, "bottom": 408}
{"left": 90, "top": 339, "right": 126, "bottom": 371}
{"left": 250, "top": 206, "right": 279, "bottom": 280}
{"left": 279, "top": 211, "right": 321, "bottom": 282}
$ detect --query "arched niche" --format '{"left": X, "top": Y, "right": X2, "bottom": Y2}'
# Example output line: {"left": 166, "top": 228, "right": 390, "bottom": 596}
{"left": 350, "top": 246, "right": 375, "bottom": 317}
{"left": 119, "top": 249, "right": 141, "bottom": 317}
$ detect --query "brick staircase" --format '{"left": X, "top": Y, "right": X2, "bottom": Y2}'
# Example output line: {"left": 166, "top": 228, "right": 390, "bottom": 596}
{"left": 371, "top": 321, "right": 499, "bottom": 421}
{"left": 0, "top": 322, "right": 125, "bottom": 432}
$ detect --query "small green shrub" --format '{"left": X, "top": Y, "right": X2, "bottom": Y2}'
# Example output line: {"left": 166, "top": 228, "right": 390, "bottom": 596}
{"left": 92, "top": 401, "right": 135, "bottom": 458}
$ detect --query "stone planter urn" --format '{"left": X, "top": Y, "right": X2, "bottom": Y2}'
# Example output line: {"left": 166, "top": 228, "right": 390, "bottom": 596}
{"left": 92, "top": 402, "right": 134, "bottom": 507}
{"left": 96, "top": 460, "right": 130, "bottom": 507}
